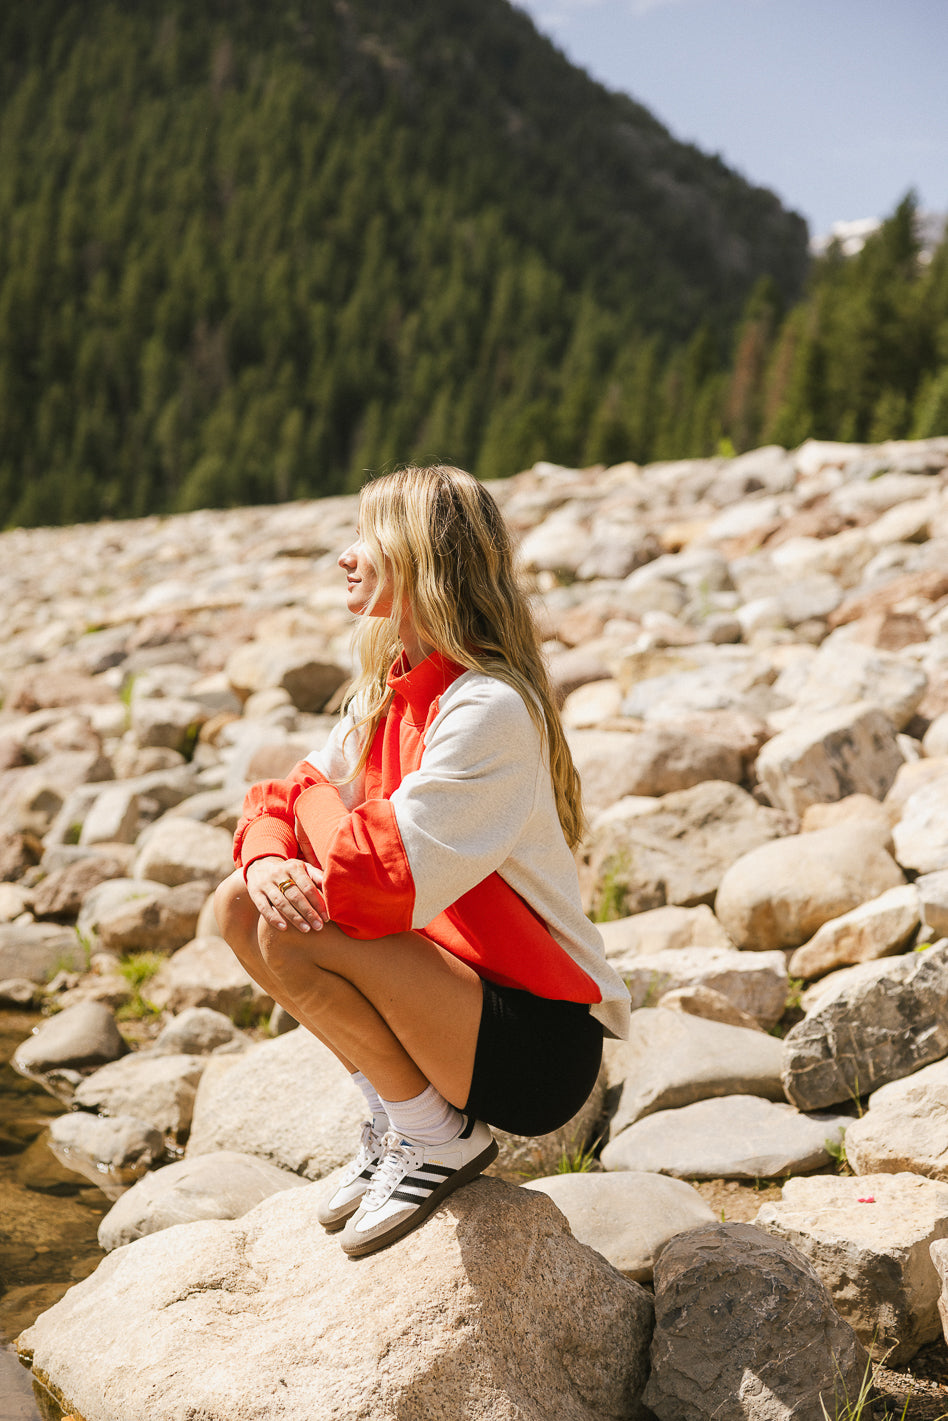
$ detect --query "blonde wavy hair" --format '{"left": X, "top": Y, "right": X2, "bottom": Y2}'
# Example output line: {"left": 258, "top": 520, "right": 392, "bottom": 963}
{"left": 342, "top": 464, "right": 585, "bottom": 848}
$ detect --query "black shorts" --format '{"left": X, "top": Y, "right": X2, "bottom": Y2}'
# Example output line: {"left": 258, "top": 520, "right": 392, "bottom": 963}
{"left": 463, "top": 978, "right": 603, "bottom": 1137}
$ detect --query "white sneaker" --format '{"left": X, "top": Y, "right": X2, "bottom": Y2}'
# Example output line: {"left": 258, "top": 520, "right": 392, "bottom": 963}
{"left": 340, "top": 1116, "right": 498, "bottom": 1257}
{"left": 316, "top": 1120, "right": 387, "bottom": 1232}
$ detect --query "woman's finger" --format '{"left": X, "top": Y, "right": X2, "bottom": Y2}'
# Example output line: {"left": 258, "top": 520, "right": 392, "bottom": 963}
{"left": 271, "top": 867, "right": 326, "bottom": 931}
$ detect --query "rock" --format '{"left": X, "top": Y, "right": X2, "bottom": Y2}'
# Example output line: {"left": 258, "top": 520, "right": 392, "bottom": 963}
{"left": 604, "top": 1008, "right": 785, "bottom": 1134}
{"left": 601, "top": 1096, "right": 849, "bottom": 1180}
{"left": 12, "top": 1001, "right": 128, "bottom": 1075}
{"left": 642, "top": 1222, "right": 868, "bottom": 1421}
{"left": 570, "top": 723, "right": 742, "bottom": 811}
{"left": 0, "top": 829, "right": 41, "bottom": 880}
{"left": 617, "top": 647, "right": 778, "bottom": 722}
{"left": 147, "top": 936, "right": 272, "bottom": 1020}
{"left": 755, "top": 1172, "right": 948, "bottom": 1364}
{"left": 756, "top": 702, "right": 905, "bottom": 817}
{"left": 560, "top": 678, "right": 623, "bottom": 728}
{"left": 599, "top": 903, "right": 735, "bottom": 958}
{"left": 787, "top": 883, "right": 920, "bottom": 980}
{"left": 656, "top": 983, "right": 766, "bottom": 1031}
{"left": 0, "top": 922, "right": 88, "bottom": 982}
{"left": 30, "top": 855, "right": 128, "bottom": 921}
{"left": 581, "top": 780, "right": 792, "bottom": 920}
{"left": 185, "top": 1029, "right": 366, "bottom": 1178}
{"left": 917, "top": 869, "right": 948, "bottom": 937}
{"left": 18, "top": 1179, "right": 654, "bottom": 1421}
{"left": 523, "top": 1170, "right": 716, "bottom": 1282}
{"left": 150, "top": 1007, "right": 247, "bottom": 1056}
{"left": 0, "top": 977, "right": 39, "bottom": 1007}
{"left": 799, "top": 791, "right": 894, "bottom": 843}
{"left": 616, "top": 947, "right": 788, "bottom": 1028}
{"left": 48, "top": 1111, "right": 165, "bottom": 1192}
{"left": 781, "top": 942, "right": 948, "bottom": 1110}
{"left": 77, "top": 783, "right": 141, "bottom": 846}
{"left": 714, "top": 823, "right": 905, "bottom": 952}
{"left": 73, "top": 1051, "right": 208, "bottom": 1141}
{"left": 225, "top": 638, "right": 348, "bottom": 713}
{"left": 892, "top": 772, "right": 948, "bottom": 875}
{"left": 844, "top": 1057, "right": 948, "bottom": 1180}
{"left": 98, "top": 1150, "right": 309, "bottom": 1251}
{"left": 769, "top": 638, "right": 927, "bottom": 730}
{"left": 132, "top": 818, "right": 234, "bottom": 889}
{"left": 129, "top": 695, "right": 208, "bottom": 753}
{"left": 927, "top": 1240, "right": 948, "bottom": 1358}
{"left": 78, "top": 877, "right": 208, "bottom": 954}
{"left": 546, "top": 645, "right": 615, "bottom": 701}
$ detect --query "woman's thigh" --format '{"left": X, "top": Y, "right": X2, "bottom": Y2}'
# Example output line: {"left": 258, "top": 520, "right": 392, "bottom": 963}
{"left": 259, "top": 915, "right": 484, "bottom": 1109}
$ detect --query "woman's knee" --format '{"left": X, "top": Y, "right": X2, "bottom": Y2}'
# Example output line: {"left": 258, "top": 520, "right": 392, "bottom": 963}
{"left": 214, "top": 870, "right": 258, "bottom": 950}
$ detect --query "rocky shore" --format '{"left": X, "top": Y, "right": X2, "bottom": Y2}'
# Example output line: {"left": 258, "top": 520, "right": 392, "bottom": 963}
{"left": 7, "top": 437, "right": 948, "bottom": 1418}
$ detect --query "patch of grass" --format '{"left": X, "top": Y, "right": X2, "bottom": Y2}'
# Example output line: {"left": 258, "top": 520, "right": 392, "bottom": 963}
{"left": 115, "top": 950, "right": 165, "bottom": 1020}
{"left": 820, "top": 1351, "right": 920, "bottom": 1421}
{"left": 824, "top": 1132, "right": 851, "bottom": 1175}
{"left": 592, "top": 854, "right": 631, "bottom": 924}
{"left": 554, "top": 1135, "right": 602, "bottom": 1175}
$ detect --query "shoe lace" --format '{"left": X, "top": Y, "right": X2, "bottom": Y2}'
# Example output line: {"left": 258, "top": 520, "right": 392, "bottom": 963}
{"left": 339, "top": 1120, "right": 382, "bottom": 1186}
{"left": 363, "top": 1131, "right": 418, "bottom": 1210}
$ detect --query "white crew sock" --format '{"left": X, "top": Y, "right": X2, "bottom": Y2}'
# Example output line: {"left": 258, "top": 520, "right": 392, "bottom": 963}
{"left": 380, "top": 1082, "right": 462, "bottom": 1146}
{"left": 351, "top": 1071, "right": 389, "bottom": 1135}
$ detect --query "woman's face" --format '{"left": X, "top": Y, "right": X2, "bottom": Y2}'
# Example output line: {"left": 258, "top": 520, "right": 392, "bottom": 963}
{"left": 338, "top": 529, "right": 393, "bottom": 619}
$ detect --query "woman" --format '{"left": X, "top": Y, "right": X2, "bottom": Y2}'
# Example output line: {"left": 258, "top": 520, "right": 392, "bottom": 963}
{"left": 215, "top": 464, "right": 630, "bottom": 1258}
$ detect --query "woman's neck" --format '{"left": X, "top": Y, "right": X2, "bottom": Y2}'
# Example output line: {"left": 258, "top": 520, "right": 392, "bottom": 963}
{"left": 398, "top": 614, "right": 435, "bottom": 669}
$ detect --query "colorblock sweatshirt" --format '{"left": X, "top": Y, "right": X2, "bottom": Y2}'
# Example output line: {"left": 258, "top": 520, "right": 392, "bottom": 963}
{"left": 234, "top": 651, "right": 631, "bottom": 1040}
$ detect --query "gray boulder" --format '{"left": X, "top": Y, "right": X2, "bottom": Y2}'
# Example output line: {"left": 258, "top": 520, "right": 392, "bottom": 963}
{"left": 581, "top": 780, "right": 792, "bottom": 919}
{"left": 523, "top": 1170, "right": 716, "bottom": 1282}
{"left": 73, "top": 1051, "right": 208, "bottom": 1141}
{"left": 13, "top": 1001, "right": 128, "bottom": 1075}
{"left": 755, "top": 702, "right": 904, "bottom": 817}
{"left": 147, "top": 936, "right": 272, "bottom": 1019}
{"left": 601, "top": 1095, "right": 849, "bottom": 1180}
{"left": 781, "top": 942, "right": 948, "bottom": 1110}
{"left": 643, "top": 1222, "right": 868, "bottom": 1421}
{"left": 604, "top": 1008, "right": 785, "bottom": 1135}
{"left": 98, "top": 1150, "right": 309, "bottom": 1251}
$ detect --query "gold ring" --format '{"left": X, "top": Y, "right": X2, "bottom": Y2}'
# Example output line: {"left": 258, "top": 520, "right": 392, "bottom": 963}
{"left": 276, "top": 878, "right": 295, "bottom": 894}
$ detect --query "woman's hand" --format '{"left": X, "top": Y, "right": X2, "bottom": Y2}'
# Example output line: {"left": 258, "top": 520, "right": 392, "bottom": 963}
{"left": 245, "top": 856, "right": 329, "bottom": 933}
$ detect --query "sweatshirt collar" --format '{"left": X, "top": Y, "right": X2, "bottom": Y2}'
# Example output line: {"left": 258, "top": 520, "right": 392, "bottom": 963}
{"left": 387, "top": 651, "right": 466, "bottom": 725}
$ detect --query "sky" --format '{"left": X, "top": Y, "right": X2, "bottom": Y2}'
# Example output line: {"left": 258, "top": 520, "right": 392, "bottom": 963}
{"left": 512, "top": 0, "right": 948, "bottom": 242}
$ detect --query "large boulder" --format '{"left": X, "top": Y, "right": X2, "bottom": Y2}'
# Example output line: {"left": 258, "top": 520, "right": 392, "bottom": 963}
{"left": 714, "top": 823, "right": 904, "bottom": 952}
{"left": 147, "top": 936, "right": 272, "bottom": 1020}
{"left": 523, "top": 1170, "right": 716, "bottom": 1283}
{"left": 604, "top": 1008, "right": 785, "bottom": 1135}
{"left": 132, "top": 818, "right": 235, "bottom": 889}
{"left": 13, "top": 1001, "right": 128, "bottom": 1075}
{"left": 756, "top": 1172, "right": 948, "bottom": 1364}
{"left": 601, "top": 1096, "right": 849, "bottom": 1180}
{"left": 73, "top": 1051, "right": 208, "bottom": 1142}
{"left": 18, "top": 1179, "right": 655, "bottom": 1421}
{"left": 755, "top": 702, "right": 904, "bottom": 817}
{"left": 617, "top": 947, "right": 787, "bottom": 1028}
{"left": 787, "top": 883, "right": 920, "bottom": 980}
{"left": 581, "top": 781, "right": 792, "bottom": 919}
{"left": 642, "top": 1222, "right": 868, "bottom": 1421}
{"left": 844, "top": 1058, "right": 948, "bottom": 1180}
{"left": 781, "top": 942, "right": 948, "bottom": 1110}
{"left": 98, "top": 1150, "right": 309, "bottom": 1251}
{"left": 77, "top": 877, "right": 209, "bottom": 955}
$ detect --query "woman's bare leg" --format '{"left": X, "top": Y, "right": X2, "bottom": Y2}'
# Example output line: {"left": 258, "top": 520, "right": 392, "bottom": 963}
{"left": 214, "top": 871, "right": 482, "bottom": 1107}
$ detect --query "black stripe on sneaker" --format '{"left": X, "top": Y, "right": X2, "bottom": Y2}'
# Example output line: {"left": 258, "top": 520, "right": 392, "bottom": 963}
{"left": 458, "top": 1116, "right": 475, "bottom": 1140}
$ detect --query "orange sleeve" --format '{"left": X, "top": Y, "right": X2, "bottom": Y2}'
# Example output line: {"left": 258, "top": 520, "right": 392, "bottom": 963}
{"left": 233, "top": 761, "right": 332, "bottom": 875}
{"left": 294, "top": 782, "right": 416, "bottom": 939}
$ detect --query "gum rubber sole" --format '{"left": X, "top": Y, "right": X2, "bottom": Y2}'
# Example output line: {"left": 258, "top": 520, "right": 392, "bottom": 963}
{"left": 340, "top": 1138, "right": 499, "bottom": 1258}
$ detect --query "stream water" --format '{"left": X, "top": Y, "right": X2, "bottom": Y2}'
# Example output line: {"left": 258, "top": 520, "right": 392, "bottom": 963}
{"left": 0, "top": 1009, "right": 111, "bottom": 1421}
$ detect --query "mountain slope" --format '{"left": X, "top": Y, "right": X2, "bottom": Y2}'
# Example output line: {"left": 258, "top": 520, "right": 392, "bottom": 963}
{"left": 0, "top": 0, "right": 809, "bottom": 525}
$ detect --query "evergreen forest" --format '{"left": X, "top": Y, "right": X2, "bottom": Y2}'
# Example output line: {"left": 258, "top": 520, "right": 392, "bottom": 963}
{"left": 0, "top": 0, "right": 945, "bottom": 530}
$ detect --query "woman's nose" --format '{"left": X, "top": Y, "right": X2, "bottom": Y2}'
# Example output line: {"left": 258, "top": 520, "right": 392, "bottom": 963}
{"left": 339, "top": 544, "right": 355, "bottom": 569}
